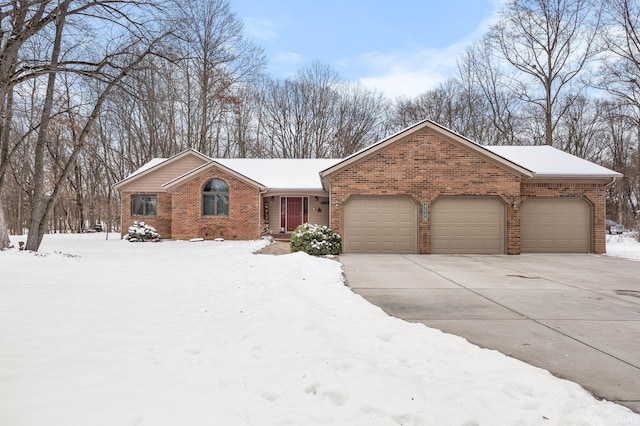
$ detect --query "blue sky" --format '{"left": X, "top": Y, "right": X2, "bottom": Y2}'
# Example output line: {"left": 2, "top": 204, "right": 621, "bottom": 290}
{"left": 230, "top": 0, "right": 504, "bottom": 99}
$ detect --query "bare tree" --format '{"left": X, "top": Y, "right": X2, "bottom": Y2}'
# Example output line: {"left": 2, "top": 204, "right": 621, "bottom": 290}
{"left": 26, "top": 0, "right": 72, "bottom": 250}
{"left": 172, "top": 0, "right": 265, "bottom": 157}
{"left": 488, "top": 0, "right": 601, "bottom": 146}
{"left": 458, "top": 39, "right": 523, "bottom": 145}
{"left": 391, "top": 78, "right": 494, "bottom": 143}
{"left": 555, "top": 95, "right": 606, "bottom": 159}
{"left": 0, "top": 0, "right": 170, "bottom": 251}
{"left": 597, "top": 101, "right": 638, "bottom": 227}
{"left": 330, "top": 82, "right": 388, "bottom": 157}
{"left": 599, "top": 0, "right": 640, "bottom": 235}
{"left": 599, "top": 0, "right": 640, "bottom": 114}
{"left": 257, "top": 62, "right": 387, "bottom": 159}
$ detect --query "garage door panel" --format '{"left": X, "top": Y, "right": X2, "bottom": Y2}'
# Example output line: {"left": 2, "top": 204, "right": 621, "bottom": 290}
{"left": 344, "top": 196, "right": 418, "bottom": 253}
{"left": 521, "top": 198, "right": 590, "bottom": 253}
{"left": 431, "top": 197, "right": 505, "bottom": 254}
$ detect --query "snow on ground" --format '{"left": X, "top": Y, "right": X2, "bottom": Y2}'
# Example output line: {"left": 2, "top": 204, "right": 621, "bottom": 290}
{"left": 606, "top": 232, "right": 640, "bottom": 261}
{"left": 1, "top": 234, "right": 639, "bottom": 426}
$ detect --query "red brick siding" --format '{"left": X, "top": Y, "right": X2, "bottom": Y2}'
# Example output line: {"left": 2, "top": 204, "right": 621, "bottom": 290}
{"left": 169, "top": 167, "right": 261, "bottom": 240}
{"left": 521, "top": 181, "right": 606, "bottom": 254}
{"left": 328, "top": 128, "right": 522, "bottom": 254}
{"left": 120, "top": 192, "right": 172, "bottom": 238}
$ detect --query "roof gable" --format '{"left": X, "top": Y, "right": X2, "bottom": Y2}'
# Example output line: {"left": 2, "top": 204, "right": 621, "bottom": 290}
{"left": 320, "top": 120, "right": 533, "bottom": 179}
{"left": 114, "top": 149, "right": 211, "bottom": 190}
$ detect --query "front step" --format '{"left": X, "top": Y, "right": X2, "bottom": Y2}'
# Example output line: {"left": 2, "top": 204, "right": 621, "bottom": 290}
{"left": 262, "top": 232, "right": 292, "bottom": 243}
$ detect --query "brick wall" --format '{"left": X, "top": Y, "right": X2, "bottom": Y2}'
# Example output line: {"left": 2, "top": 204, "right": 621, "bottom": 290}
{"left": 169, "top": 166, "right": 261, "bottom": 241}
{"left": 328, "top": 128, "right": 522, "bottom": 254}
{"left": 120, "top": 192, "right": 172, "bottom": 238}
{"left": 521, "top": 181, "right": 607, "bottom": 254}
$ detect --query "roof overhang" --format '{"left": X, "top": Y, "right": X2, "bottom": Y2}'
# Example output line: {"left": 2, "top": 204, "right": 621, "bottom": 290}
{"left": 264, "top": 188, "right": 329, "bottom": 196}
{"left": 522, "top": 175, "right": 622, "bottom": 183}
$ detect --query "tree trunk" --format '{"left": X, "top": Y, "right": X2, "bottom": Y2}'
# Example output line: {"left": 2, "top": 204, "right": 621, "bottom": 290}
{"left": 0, "top": 77, "right": 15, "bottom": 249}
{"left": 0, "top": 198, "right": 10, "bottom": 249}
{"left": 637, "top": 120, "right": 640, "bottom": 242}
{"left": 25, "top": 0, "right": 70, "bottom": 251}
{"left": 26, "top": 31, "right": 162, "bottom": 251}
{"left": 545, "top": 76, "right": 553, "bottom": 146}
{"left": 106, "top": 184, "right": 112, "bottom": 240}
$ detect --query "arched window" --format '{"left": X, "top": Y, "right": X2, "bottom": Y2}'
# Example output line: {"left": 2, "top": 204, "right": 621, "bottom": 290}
{"left": 203, "top": 179, "right": 229, "bottom": 216}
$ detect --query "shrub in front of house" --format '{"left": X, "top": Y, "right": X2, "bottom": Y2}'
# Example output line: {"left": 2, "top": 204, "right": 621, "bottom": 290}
{"left": 124, "top": 221, "right": 161, "bottom": 242}
{"left": 290, "top": 223, "right": 341, "bottom": 256}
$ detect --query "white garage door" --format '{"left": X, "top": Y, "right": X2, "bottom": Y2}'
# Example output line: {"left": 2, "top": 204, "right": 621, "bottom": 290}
{"left": 521, "top": 198, "right": 591, "bottom": 253}
{"left": 343, "top": 196, "right": 418, "bottom": 253}
{"left": 430, "top": 196, "right": 505, "bottom": 254}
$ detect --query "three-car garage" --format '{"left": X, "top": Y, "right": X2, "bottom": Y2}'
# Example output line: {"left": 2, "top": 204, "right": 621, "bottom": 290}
{"left": 342, "top": 195, "right": 593, "bottom": 255}
{"left": 320, "top": 120, "right": 620, "bottom": 255}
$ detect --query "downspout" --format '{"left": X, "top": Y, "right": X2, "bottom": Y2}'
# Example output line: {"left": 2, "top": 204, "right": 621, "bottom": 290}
{"left": 326, "top": 181, "right": 332, "bottom": 228}
{"left": 259, "top": 186, "right": 268, "bottom": 238}
{"left": 603, "top": 176, "right": 618, "bottom": 252}
{"left": 604, "top": 175, "right": 618, "bottom": 221}
{"left": 320, "top": 174, "right": 332, "bottom": 229}
{"left": 117, "top": 186, "right": 123, "bottom": 239}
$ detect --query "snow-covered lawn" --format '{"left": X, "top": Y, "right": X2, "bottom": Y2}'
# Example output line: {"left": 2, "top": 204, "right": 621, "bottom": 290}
{"left": 606, "top": 231, "right": 640, "bottom": 261}
{"left": 1, "top": 233, "right": 639, "bottom": 426}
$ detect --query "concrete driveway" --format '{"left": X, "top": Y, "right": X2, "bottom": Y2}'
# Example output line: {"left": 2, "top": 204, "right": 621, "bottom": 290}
{"left": 341, "top": 253, "right": 640, "bottom": 412}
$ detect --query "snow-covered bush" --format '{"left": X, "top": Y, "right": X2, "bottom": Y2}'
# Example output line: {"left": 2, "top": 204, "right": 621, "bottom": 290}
{"left": 124, "top": 221, "right": 161, "bottom": 242}
{"left": 290, "top": 223, "right": 341, "bottom": 256}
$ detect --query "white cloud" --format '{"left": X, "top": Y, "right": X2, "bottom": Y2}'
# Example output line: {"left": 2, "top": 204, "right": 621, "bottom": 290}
{"left": 355, "top": 46, "right": 463, "bottom": 99}
{"left": 352, "top": 2, "right": 505, "bottom": 100}
{"left": 275, "top": 51, "right": 304, "bottom": 64}
{"left": 243, "top": 17, "right": 278, "bottom": 42}
{"left": 360, "top": 71, "right": 445, "bottom": 100}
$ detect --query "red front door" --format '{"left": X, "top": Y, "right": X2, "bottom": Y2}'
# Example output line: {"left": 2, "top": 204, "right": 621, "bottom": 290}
{"left": 286, "top": 197, "right": 303, "bottom": 231}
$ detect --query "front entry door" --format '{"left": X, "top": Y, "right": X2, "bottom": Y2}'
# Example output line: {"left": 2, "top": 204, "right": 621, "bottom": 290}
{"left": 286, "top": 197, "right": 303, "bottom": 231}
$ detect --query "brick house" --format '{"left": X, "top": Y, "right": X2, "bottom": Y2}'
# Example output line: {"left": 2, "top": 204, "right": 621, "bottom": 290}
{"left": 115, "top": 150, "right": 338, "bottom": 241}
{"left": 115, "top": 119, "right": 621, "bottom": 254}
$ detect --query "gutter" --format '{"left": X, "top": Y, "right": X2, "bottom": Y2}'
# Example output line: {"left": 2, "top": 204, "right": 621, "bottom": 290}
{"left": 605, "top": 176, "right": 619, "bottom": 188}
{"left": 525, "top": 173, "right": 623, "bottom": 180}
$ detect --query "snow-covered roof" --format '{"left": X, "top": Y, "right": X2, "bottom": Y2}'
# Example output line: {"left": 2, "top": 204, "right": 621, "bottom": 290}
{"left": 128, "top": 158, "right": 165, "bottom": 178}
{"left": 320, "top": 120, "right": 622, "bottom": 180}
{"left": 120, "top": 141, "right": 621, "bottom": 193}
{"left": 484, "top": 146, "right": 622, "bottom": 178}
{"left": 216, "top": 159, "right": 341, "bottom": 190}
